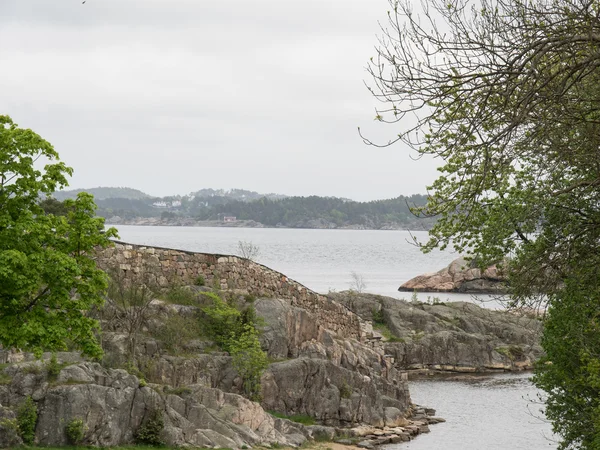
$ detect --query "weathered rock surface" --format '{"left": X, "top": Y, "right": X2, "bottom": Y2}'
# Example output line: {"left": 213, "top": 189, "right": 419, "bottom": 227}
{"left": 0, "top": 404, "right": 21, "bottom": 447}
{"left": 262, "top": 358, "right": 408, "bottom": 427}
{"left": 0, "top": 359, "right": 309, "bottom": 448}
{"left": 332, "top": 292, "right": 542, "bottom": 373}
{"left": 399, "top": 256, "right": 507, "bottom": 293}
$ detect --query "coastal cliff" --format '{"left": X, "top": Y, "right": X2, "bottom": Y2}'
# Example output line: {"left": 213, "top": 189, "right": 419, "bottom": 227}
{"left": 0, "top": 244, "right": 537, "bottom": 448}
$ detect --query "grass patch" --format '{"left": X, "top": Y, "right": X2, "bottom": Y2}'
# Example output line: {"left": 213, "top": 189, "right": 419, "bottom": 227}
{"left": 0, "top": 373, "right": 12, "bottom": 385}
{"left": 339, "top": 381, "right": 352, "bottom": 399}
{"left": 153, "top": 314, "right": 204, "bottom": 354}
{"left": 164, "top": 386, "right": 192, "bottom": 396}
{"left": 195, "top": 275, "right": 206, "bottom": 286}
{"left": 496, "top": 345, "right": 525, "bottom": 361}
{"left": 373, "top": 323, "right": 405, "bottom": 343}
{"left": 161, "top": 285, "right": 197, "bottom": 306}
{"left": 268, "top": 411, "right": 316, "bottom": 425}
{"left": 21, "top": 364, "right": 42, "bottom": 375}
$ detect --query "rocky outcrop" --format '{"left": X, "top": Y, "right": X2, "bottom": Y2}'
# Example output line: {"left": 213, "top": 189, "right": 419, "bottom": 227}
{"left": 253, "top": 297, "right": 410, "bottom": 426}
{"left": 0, "top": 359, "right": 311, "bottom": 448}
{"left": 331, "top": 292, "right": 542, "bottom": 374}
{"left": 398, "top": 256, "right": 507, "bottom": 293}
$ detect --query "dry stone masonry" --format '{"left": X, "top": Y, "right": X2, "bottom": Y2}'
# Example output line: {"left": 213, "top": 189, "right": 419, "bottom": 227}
{"left": 95, "top": 241, "right": 367, "bottom": 341}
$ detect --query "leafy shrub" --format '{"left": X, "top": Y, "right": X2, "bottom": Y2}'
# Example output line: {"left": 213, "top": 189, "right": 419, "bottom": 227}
{"left": 135, "top": 409, "right": 165, "bottom": 446}
{"left": 17, "top": 396, "right": 37, "bottom": 445}
{"left": 46, "top": 353, "right": 67, "bottom": 381}
{"left": 339, "top": 381, "right": 352, "bottom": 399}
{"left": 155, "top": 314, "right": 203, "bottom": 353}
{"left": 65, "top": 418, "right": 86, "bottom": 444}
{"left": 230, "top": 325, "right": 269, "bottom": 401}
{"left": 195, "top": 275, "right": 206, "bottom": 286}
{"left": 201, "top": 293, "right": 242, "bottom": 349}
{"left": 163, "top": 285, "right": 197, "bottom": 306}
{"left": 22, "top": 364, "right": 42, "bottom": 375}
{"left": 371, "top": 308, "right": 385, "bottom": 325}
{"left": 202, "top": 292, "right": 268, "bottom": 400}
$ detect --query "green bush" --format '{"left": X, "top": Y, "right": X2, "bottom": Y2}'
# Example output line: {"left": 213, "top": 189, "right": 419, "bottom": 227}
{"left": 46, "top": 353, "right": 67, "bottom": 381}
{"left": 230, "top": 325, "right": 269, "bottom": 401}
{"left": 201, "top": 293, "right": 243, "bottom": 350}
{"left": 135, "top": 409, "right": 165, "bottom": 446}
{"left": 195, "top": 275, "right": 206, "bottom": 286}
{"left": 163, "top": 285, "right": 197, "bottom": 306}
{"left": 371, "top": 308, "right": 385, "bottom": 325}
{"left": 202, "top": 292, "right": 268, "bottom": 400}
{"left": 17, "top": 396, "right": 37, "bottom": 445}
{"left": 339, "top": 381, "right": 352, "bottom": 399}
{"left": 155, "top": 314, "right": 203, "bottom": 353}
{"left": 65, "top": 418, "right": 86, "bottom": 444}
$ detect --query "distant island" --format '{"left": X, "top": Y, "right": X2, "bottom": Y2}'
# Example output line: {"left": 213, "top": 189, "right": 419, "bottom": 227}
{"left": 52, "top": 187, "right": 435, "bottom": 230}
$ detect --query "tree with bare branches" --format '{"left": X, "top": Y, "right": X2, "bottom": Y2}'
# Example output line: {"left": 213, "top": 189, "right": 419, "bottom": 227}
{"left": 365, "top": 1, "right": 600, "bottom": 447}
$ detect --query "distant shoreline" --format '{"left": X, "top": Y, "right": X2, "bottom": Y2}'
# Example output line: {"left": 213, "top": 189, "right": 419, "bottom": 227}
{"left": 105, "top": 218, "right": 431, "bottom": 231}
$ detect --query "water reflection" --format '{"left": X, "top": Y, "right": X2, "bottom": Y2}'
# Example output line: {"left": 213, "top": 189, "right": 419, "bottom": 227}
{"left": 387, "top": 373, "right": 556, "bottom": 450}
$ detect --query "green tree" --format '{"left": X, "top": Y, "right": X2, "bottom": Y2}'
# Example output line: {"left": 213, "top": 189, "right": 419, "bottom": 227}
{"left": 0, "top": 115, "right": 117, "bottom": 358}
{"left": 229, "top": 324, "right": 269, "bottom": 401}
{"left": 201, "top": 292, "right": 268, "bottom": 400}
{"left": 534, "top": 274, "right": 600, "bottom": 449}
{"left": 39, "top": 197, "right": 70, "bottom": 216}
{"left": 366, "top": 1, "right": 600, "bottom": 447}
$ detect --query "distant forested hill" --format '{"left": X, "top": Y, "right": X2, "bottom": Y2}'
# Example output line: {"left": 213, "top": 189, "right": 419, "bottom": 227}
{"left": 191, "top": 195, "right": 431, "bottom": 228}
{"left": 53, "top": 187, "right": 149, "bottom": 201}
{"left": 49, "top": 187, "right": 433, "bottom": 229}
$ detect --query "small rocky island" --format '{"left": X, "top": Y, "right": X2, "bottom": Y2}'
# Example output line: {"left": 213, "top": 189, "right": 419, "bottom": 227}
{"left": 399, "top": 256, "right": 507, "bottom": 294}
{"left": 0, "top": 244, "right": 538, "bottom": 448}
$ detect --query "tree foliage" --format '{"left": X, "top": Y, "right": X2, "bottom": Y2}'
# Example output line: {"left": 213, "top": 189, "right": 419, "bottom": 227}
{"left": 534, "top": 273, "right": 600, "bottom": 449}
{"left": 365, "top": 1, "right": 600, "bottom": 447}
{"left": 0, "top": 115, "right": 117, "bottom": 358}
{"left": 201, "top": 293, "right": 268, "bottom": 400}
{"left": 92, "top": 193, "right": 432, "bottom": 229}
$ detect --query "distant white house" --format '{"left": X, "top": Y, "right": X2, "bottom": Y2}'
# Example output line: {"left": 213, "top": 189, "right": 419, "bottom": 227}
{"left": 171, "top": 200, "right": 182, "bottom": 207}
{"left": 152, "top": 201, "right": 168, "bottom": 208}
{"left": 223, "top": 216, "right": 237, "bottom": 223}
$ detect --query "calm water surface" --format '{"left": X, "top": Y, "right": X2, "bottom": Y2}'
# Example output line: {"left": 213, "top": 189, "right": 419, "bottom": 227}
{"left": 396, "top": 373, "right": 556, "bottom": 450}
{"left": 112, "top": 225, "right": 556, "bottom": 449}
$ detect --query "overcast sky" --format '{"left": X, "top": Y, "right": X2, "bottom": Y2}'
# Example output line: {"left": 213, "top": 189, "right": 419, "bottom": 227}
{"left": 0, "top": 0, "right": 440, "bottom": 201}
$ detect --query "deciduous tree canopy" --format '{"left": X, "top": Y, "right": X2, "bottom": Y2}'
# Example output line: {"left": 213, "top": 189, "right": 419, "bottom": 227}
{"left": 366, "top": 1, "right": 600, "bottom": 447}
{"left": 0, "top": 115, "right": 117, "bottom": 358}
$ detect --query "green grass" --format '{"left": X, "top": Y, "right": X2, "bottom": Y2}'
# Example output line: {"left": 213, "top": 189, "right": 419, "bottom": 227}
{"left": 161, "top": 286, "right": 197, "bottom": 306}
{"left": 373, "top": 323, "right": 405, "bottom": 343}
{"left": 0, "top": 372, "right": 12, "bottom": 385}
{"left": 268, "top": 411, "right": 316, "bottom": 425}
{"left": 164, "top": 386, "right": 192, "bottom": 396}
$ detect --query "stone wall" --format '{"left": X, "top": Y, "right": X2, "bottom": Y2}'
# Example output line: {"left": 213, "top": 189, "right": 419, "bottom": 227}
{"left": 95, "top": 241, "right": 366, "bottom": 340}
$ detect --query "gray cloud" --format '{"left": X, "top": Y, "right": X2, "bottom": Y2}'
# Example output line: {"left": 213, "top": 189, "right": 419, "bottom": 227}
{"left": 0, "top": 0, "right": 439, "bottom": 201}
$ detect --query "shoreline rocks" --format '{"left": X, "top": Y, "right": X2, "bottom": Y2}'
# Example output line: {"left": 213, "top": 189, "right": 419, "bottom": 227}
{"left": 330, "top": 291, "right": 542, "bottom": 374}
{"left": 398, "top": 256, "right": 507, "bottom": 294}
